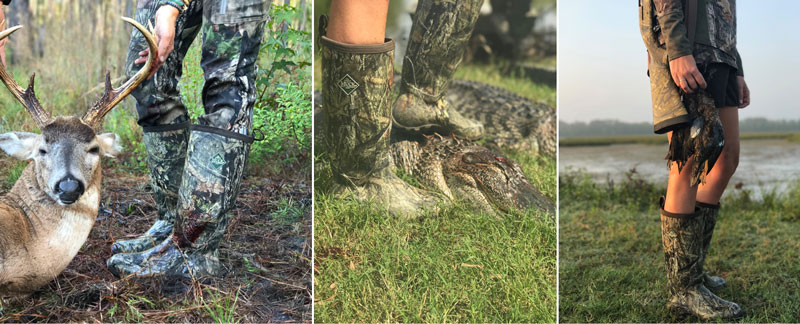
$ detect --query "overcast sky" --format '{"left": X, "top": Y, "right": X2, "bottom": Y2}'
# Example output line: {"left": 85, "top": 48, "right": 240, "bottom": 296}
{"left": 559, "top": 0, "right": 800, "bottom": 123}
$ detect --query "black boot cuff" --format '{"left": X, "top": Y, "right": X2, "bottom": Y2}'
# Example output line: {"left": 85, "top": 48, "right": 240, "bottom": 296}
{"left": 142, "top": 121, "right": 192, "bottom": 133}
{"left": 191, "top": 125, "right": 255, "bottom": 144}
{"left": 696, "top": 200, "right": 721, "bottom": 209}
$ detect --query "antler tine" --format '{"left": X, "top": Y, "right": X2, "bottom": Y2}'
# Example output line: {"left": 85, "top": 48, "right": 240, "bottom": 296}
{"left": 83, "top": 16, "right": 158, "bottom": 128}
{"left": 0, "top": 25, "right": 51, "bottom": 128}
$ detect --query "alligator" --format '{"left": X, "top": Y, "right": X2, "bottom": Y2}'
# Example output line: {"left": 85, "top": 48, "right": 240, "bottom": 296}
{"left": 444, "top": 79, "right": 556, "bottom": 157}
{"left": 390, "top": 134, "right": 554, "bottom": 216}
{"left": 314, "top": 78, "right": 556, "bottom": 216}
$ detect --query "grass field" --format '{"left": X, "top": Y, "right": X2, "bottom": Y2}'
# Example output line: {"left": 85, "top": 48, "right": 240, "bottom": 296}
{"left": 559, "top": 171, "right": 800, "bottom": 323}
{"left": 314, "top": 58, "right": 557, "bottom": 322}
{"left": 560, "top": 131, "right": 800, "bottom": 147}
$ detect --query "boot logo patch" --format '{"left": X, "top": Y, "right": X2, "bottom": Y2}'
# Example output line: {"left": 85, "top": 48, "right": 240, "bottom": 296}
{"left": 211, "top": 153, "right": 225, "bottom": 169}
{"left": 338, "top": 74, "right": 359, "bottom": 96}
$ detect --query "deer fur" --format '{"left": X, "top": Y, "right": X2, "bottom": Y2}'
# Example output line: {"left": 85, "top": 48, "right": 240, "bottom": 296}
{"left": 0, "top": 17, "right": 156, "bottom": 297}
{"left": 0, "top": 117, "right": 121, "bottom": 296}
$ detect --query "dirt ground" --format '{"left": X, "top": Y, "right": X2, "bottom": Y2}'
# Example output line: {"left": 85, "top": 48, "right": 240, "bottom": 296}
{"left": 0, "top": 164, "right": 311, "bottom": 323}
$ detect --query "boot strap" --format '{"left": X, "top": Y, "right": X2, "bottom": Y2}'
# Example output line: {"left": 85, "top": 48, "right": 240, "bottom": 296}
{"left": 696, "top": 200, "right": 720, "bottom": 209}
{"left": 191, "top": 124, "right": 255, "bottom": 144}
{"left": 401, "top": 80, "right": 446, "bottom": 105}
{"left": 143, "top": 120, "right": 192, "bottom": 133}
{"left": 659, "top": 196, "right": 699, "bottom": 219}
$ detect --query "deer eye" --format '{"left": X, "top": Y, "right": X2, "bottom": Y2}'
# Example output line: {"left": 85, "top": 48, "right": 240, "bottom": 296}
{"left": 39, "top": 148, "right": 47, "bottom": 155}
{"left": 88, "top": 146, "right": 100, "bottom": 154}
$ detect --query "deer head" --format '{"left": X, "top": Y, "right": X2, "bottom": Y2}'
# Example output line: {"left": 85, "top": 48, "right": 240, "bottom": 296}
{"left": 0, "top": 17, "right": 157, "bottom": 205}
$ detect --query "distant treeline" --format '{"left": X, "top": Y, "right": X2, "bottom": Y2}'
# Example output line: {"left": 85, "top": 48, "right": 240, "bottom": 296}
{"left": 560, "top": 118, "right": 800, "bottom": 138}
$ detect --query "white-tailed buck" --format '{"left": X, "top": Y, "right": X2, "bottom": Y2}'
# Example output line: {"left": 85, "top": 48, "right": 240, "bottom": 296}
{"left": 0, "top": 18, "right": 156, "bottom": 297}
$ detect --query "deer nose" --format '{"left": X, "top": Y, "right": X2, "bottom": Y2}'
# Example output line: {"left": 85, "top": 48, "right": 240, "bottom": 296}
{"left": 56, "top": 176, "right": 84, "bottom": 204}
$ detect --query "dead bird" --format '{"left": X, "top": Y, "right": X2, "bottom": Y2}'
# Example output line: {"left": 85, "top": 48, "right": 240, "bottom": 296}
{"left": 666, "top": 92, "right": 725, "bottom": 185}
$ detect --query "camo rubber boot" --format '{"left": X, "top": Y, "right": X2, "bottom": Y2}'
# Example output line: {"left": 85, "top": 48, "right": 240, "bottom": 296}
{"left": 697, "top": 201, "right": 726, "bottom": 289}
{"left": 660, "top": 198, "right": 744, "bottom": 320}
{"left": 111, "top": 122, "right": 190, "bottom": 254}
{"left": 107, "top": 126, "right": 252, "bottom": 278}
{"left": 392, "top": 0, "right": 485, "bottom": 140}
{"left": 319, "top": 29, "right": 438, "bottom": 217}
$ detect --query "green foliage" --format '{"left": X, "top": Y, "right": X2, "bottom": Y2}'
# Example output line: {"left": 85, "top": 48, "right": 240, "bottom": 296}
{"left": 179, "top": 41, "right": 205, "bottom": 121}
{"left": 250, "top": 4, "right": 312, "bottom": 170}
{"left": 202, "top": 288, "right": 241, "bottom": 324}
{"left": 271, "top": 196, "right": 305, "bottom": 226}
{"left": 2, "top": 161, "right": 27, "bottom": 190}
{"left": 559, "top": 168, "right": 664, "bottom": 211}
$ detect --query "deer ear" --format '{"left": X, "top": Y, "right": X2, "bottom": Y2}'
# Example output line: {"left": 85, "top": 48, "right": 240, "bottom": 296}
{"left": 0, "top": 132, "right": 41, "bottom": 160}
{"left": 96, "top": 133, "right": 122, "bottom": 158}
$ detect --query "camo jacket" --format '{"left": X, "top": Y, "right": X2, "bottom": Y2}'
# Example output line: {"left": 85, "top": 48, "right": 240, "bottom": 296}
{"left": 653, "top": 0, "right": 743, "bottom": 75}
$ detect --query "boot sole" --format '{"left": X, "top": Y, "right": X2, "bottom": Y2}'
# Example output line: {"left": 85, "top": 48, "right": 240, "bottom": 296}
{"left": 667, "top": 302, "right": 745, "bottom": 321}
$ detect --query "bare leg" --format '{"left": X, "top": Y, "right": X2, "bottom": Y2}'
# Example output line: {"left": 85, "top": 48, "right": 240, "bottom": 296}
{"left": 664, "top": 131, "right": 699, "bottom": 214}
{"left": 697, "top": 107, "right": 740, "bottom": 204}
{"left": 327, "top": 0, "right": 390, "bottom": 44}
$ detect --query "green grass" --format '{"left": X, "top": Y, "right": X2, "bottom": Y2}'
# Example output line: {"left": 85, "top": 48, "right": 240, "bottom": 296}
{"left": 314, "top": 198, "right": 555, "bottom": 323}
{"left": 559, "top": 171, "right": 800, "bottom": 323}
{"left": 560, "top": 132, "right": 800, "bottom": 147}
{"left": 314, "top": 59, "right": 557, "bottom": 322}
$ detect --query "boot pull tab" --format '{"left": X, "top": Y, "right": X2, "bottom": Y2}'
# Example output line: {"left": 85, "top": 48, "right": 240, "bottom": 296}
{"left": 317, "top": 15, "right": 329, "bottom": 52}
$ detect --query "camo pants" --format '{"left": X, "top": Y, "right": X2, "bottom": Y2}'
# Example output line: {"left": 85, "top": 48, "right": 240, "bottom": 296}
{"left": 126, "top": 0, "right": 266, "bottom": 135}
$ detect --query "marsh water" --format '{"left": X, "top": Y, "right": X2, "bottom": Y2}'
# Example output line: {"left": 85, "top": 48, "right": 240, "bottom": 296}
{"left": 559, "top": 139, "right": 800, "bottom": 198}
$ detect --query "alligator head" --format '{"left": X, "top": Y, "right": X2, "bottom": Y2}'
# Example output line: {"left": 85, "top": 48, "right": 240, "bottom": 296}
{"left": 391, "top": 134, "right": 554, "bottom": 217}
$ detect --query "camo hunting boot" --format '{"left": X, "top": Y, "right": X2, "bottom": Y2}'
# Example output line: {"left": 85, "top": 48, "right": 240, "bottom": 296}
{"left": 697, "top": 201, "right": 726, "bottom": 289}
{"left": 392, "top": 0, "right": 485, "bottom": 140}
{"left": 107, "top": 126, "right": 251, "bottom": 278}
{"left": 660, "top": 199, "right": 743, "bottom": 320}
{"left": 319, "top": 28, "right": 439, "bottom": 217}
{"left": 111, "top": 122, "right": 190, "bottom": 254}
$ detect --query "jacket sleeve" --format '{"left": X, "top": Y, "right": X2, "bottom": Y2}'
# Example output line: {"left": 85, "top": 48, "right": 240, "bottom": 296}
{"left": 653, "top": 0, "right": 693, "bottom": 61}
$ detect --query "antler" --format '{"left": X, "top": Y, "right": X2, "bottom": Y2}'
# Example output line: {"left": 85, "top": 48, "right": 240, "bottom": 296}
{"left": 83, "top": 16, "right": 158, "bottom": 128}
{"left": 0, "top": 25, "right": 51, "bottom": 128}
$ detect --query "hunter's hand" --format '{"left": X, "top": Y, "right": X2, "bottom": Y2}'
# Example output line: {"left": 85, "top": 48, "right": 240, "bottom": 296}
{"left": 135, "top": 5, "right": 179, "bottom": 79}
{"left": 669, "top": 55, "right": 707, "bottom": 94}
{"left": 737, "top": 76, "right": 750, "bottom": 108}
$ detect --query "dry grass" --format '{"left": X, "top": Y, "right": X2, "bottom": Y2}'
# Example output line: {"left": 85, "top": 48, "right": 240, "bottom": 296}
{"left": 0, "top": 165, "right": 311, "bottom": 323}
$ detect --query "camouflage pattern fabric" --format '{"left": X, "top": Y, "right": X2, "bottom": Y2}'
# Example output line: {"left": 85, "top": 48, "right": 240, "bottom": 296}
{"left": 320, "top": 36, "right": 395, "bottom": 187}
{"left": 649, "top": 0, "right": 742, "bottom": 74}
{"left": 392, "top": 0, "right": 485, "bottom": 140}
{"left": 319, "top": 29, "right": 439, "bottom": 217}
{"left": 126, "top": 0, "right": 266, "bottom": 131}
{"left": 660, "top": 202, "right": 743, "bottom": 319}
{"left": 696, "top": 201, "right": 726, "bottom": 289}
{"left": 107, "top": 128, "right": 252, "bottom": 278}
{"left": 111, "top": 122, "right": 190, "bottom": 254}
{"left": 640, "top": 0, "right": 690, "bottom": 134}
{"left": 694, "top": 0, "right": 740, "bottom": 73}
{"left": 173, "top": 127, "right": 251, "bottom": 252}
{"left": 108, "top": 0, "right": 265, "bottom": 277}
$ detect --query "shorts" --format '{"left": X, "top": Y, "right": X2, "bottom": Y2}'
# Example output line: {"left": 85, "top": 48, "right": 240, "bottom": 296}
{"left": 699, "top": 63, "right": 740, "bottom": 108}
